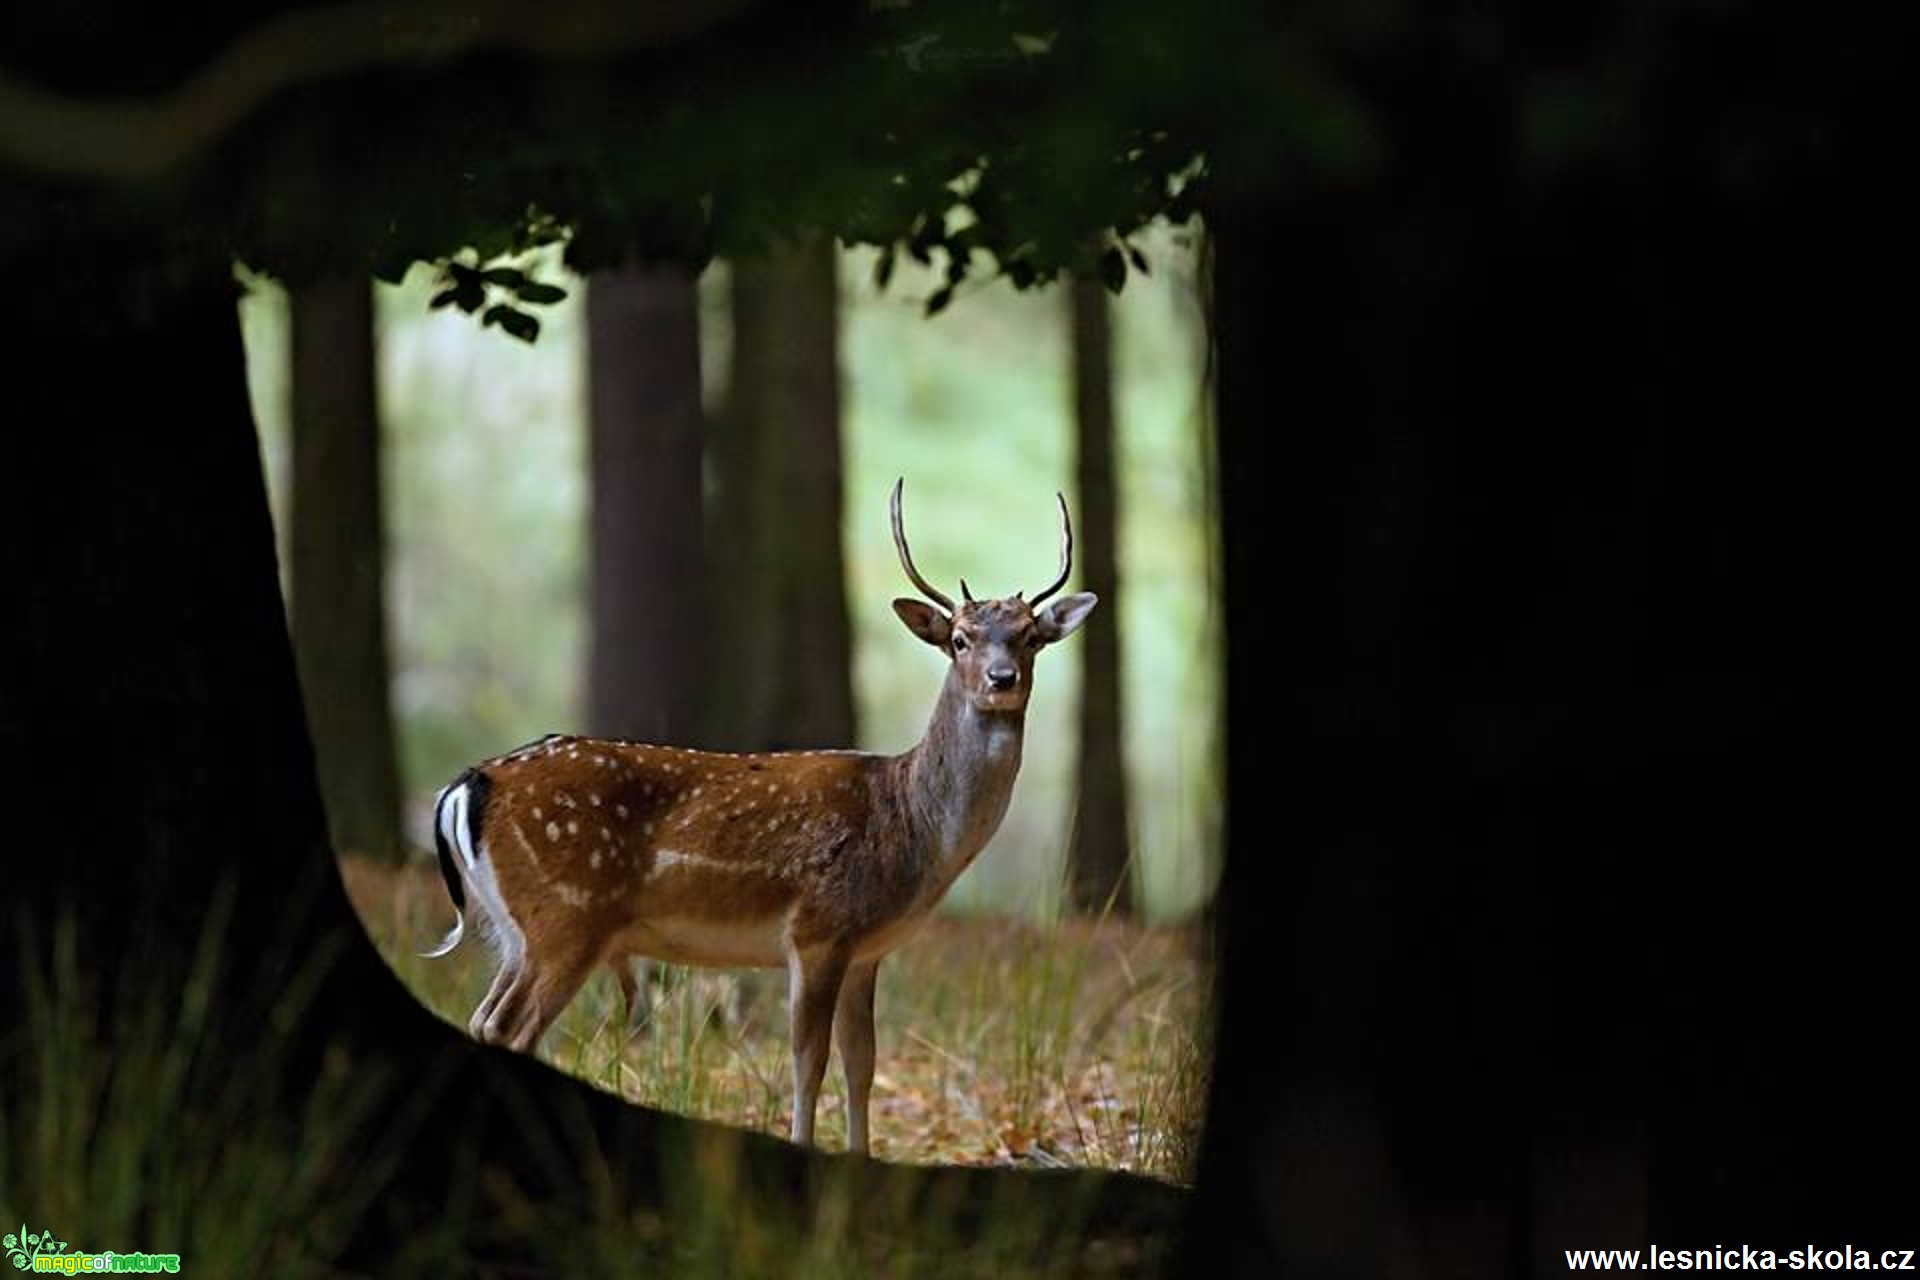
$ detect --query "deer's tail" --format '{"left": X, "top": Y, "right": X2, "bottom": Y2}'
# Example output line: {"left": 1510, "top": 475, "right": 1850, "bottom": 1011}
{"left": 419, "top": 769, "right": 488, "bottom": 959}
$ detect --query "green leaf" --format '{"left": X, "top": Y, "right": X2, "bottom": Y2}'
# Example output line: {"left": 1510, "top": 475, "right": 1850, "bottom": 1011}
{"left": 486, "top": 305, "right": 541, "bottom": 343}
{"left": 1126, "top": 243, "right": 1150, "bottom": 276}
{"left": 924, "top": 285, "right": 953, "bottom": 316}
{"left": 1099, "top": 246, "right": 1127, "bottom": 293}
{"left": 429, "top": 288, "right": 460, "bottom": 310}
{"left": 873, "top": 246, "right": 896, "bottom": 291}
{"left": 481, "top": 267, "right": 527, "bottom": 287}
{"left": 512, "top": 282, "right": 567, "bottom": 305}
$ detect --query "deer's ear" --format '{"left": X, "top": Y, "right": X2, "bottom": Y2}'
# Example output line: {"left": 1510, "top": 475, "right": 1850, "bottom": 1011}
{"left": 892, "top": 598, "right": 952, "bottom": 647}
{"left": 1036, "top": 592, "right": 1098, "bottom": 644}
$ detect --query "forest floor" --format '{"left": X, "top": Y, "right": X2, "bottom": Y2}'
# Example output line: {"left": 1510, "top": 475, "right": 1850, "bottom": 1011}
{"left": 342, "top": 857, "right": 1214, "bottom": 1184}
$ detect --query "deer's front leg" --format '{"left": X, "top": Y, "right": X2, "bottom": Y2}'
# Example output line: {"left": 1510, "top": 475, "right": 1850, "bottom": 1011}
{"left": 786, "top": 942, "right": 851, "bottom": 1148}
{"left": 835, "top": 960, "right": 878, "bottom": 1155}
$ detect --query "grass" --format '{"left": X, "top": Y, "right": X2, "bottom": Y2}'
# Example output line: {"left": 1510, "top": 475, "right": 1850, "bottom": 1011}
{"left": 0, "top": 894, "right": 421, "bottom": 1279}
{"left": 342, "top": 856, "right": 1214, "bottom": 1183}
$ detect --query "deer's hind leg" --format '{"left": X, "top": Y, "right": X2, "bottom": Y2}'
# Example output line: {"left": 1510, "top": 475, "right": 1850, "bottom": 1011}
{"left": 469, "top": 959, "right": 518, "bottom": 1040}
{"left": 611, "top": 955, "right": 657, "bottom": 1037}
{"left": 481, "top": 931, "right": 604, "bottom": 1055}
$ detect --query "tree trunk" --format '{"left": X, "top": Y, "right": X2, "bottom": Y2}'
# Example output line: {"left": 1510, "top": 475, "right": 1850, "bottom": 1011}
{"left": 288, "top": 277, "right": 404, "bottom": 862}
{"left": 1064, "top": 276, "right": 1135, "bottom": 916}
{"left": 706, "top": 235, "right": 856, "bottom": 751}
{"left": 1182, "top": 21, "right": 1916, "bottom": 1274}
{"left": 586, "top": 262, "right": 708, "bottom": 743}
{"left": 0, "top": 259, "right": 1177, "bottom": 1274}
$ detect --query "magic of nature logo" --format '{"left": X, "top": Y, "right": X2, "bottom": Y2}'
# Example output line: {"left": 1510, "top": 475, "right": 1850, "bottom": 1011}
{"left": 5, "top": 1224, "right": 181, "bottom": 1273}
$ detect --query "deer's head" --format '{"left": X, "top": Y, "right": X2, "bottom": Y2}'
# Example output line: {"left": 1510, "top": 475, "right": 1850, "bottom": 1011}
{"left": 889, "top": 479, "right": 1098, "bottom": 714}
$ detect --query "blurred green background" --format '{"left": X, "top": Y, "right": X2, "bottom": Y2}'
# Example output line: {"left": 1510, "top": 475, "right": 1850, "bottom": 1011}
{"left": 238, "top": 228, "right": 1219, "bottom": 920}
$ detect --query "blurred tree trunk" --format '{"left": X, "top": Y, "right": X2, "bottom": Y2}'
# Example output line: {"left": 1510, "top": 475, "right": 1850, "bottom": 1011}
{"left": 1065, "top": 276, "right": 1135, "bottom": 916}
{"left": 586, "top": 263, "right": 707, "bottom": 743}
{"left": 706, "top": 236, "right": 856, "bottom": 751}
{"left": 289, "top": 276, "right": 403, "bottom": 862}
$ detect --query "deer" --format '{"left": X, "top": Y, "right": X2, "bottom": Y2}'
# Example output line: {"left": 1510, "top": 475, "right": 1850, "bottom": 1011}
{"left": 421, "top": 479, "right": 1097, "bottom": 1153}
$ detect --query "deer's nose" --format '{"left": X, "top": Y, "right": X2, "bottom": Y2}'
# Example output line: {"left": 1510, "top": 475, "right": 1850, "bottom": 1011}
{"left": 986, "top": 664, "right": 1019, "bottom": 691}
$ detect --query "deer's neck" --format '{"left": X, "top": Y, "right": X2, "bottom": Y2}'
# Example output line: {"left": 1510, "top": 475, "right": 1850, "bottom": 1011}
{"left": 899, "top": 668, "right": 1026, "bottom": 880}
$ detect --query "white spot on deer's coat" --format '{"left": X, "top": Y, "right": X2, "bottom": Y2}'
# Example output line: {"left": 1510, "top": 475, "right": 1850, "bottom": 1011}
{"left": 590, "top": 794, "right": 601, "bottom": 807}
{"left": 556, "top": 882, "right": 590, "bottom": 908}
{"left": 532, "top": 807, "right": 543, "bottom": 820}
{"left": 510, "top": 821, "right": 548, "bottom": 877}
{"left": 546, "top": 821, "right": 561, "bottom": 842}
{"left": 615, "top": 804, "right": 629, "bottom": 819}
{"left": 653, "top": 849, "right": 753, "bottom": 873}
{"left": 567, "top": 820, "right": 579, "bottom": 835}
{"left": 590, "top": 850, "right": 603, "bottom": 869}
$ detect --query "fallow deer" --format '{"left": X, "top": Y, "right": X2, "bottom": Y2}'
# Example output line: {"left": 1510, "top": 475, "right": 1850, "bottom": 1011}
{"left": 422, "top": 479, "right": 1097, "bottom": 1153}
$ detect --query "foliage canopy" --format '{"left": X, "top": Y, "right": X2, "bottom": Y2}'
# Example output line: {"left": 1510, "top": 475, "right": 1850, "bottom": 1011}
{"left": 1, "top": 1, "right": 1287, "bottom": 321}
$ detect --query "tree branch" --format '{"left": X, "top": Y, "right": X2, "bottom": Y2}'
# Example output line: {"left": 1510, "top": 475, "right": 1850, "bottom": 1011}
{"left": 0, "top": 0, "right": 755, "bottom": 182}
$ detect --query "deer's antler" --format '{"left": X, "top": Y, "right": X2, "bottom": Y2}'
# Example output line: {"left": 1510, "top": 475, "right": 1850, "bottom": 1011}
{"left": 890, "top": 478, "right": 956, "bottom": 613}
{"left": 1028, "top": 492, "right": 1074, "bottom": 606}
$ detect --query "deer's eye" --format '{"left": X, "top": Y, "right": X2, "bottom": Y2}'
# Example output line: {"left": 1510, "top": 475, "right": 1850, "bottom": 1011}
{"left": 951, "top": 633, "right": 970, "bottom": 653}
{"left": 1024, "top": 632, "right": 1043, "bottom": 650}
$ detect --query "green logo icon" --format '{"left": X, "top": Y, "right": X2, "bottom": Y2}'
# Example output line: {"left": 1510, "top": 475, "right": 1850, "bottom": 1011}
{"left": 5, "top": 1225, "right": 68, "bottom": 1272}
